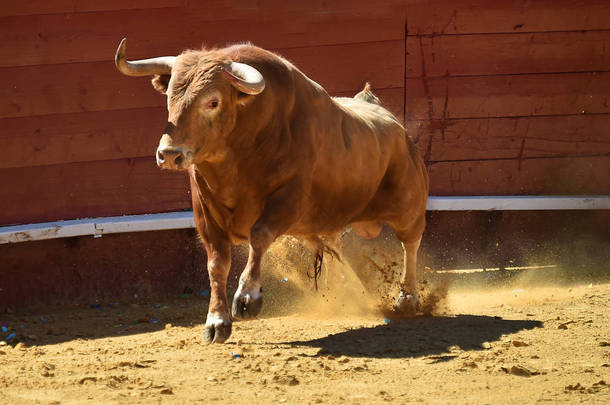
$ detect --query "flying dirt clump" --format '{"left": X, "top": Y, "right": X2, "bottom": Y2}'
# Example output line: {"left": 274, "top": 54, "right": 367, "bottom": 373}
{"left": 378, "top": 276, "right": 450, "bottom": 320}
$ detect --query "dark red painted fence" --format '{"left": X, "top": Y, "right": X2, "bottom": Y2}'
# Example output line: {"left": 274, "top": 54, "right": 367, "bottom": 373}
{"left": 2, "top": 0, "right": 608, "bottom": 226}
{"left": 1, "top": 1, "right": 609, "bottom": 309}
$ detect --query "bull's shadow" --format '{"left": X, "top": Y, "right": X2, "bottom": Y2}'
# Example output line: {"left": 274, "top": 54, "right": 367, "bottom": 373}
{"left": 286, "top": 314, "right": 542, "bottom": 359}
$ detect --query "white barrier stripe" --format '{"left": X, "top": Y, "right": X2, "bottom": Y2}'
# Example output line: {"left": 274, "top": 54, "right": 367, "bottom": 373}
{"left": 0, "top": 212, "right": 194, "bottom": 244}
{"left": 1, "top": 196, "right": 608, "bottom": 244}
{"left": 426, "top": 196, "right": 610, "bottom": 211}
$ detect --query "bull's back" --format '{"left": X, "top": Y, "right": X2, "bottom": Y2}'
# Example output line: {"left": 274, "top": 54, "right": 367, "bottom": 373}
{"left": 293, "top": 96, "right": 420, "bottom": 234}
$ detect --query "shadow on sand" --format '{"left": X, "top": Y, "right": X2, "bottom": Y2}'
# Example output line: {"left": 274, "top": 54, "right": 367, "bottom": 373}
{"left": 286, "top": 314, "right": 543, "bottom": 359}
{"left": 4, "top": 296, "right": 540, "bottom": 355}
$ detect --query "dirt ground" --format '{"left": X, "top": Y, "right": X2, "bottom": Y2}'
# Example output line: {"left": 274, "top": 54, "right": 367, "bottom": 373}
{"left": 1, "top": 236, "right": 609, "bottom": 404}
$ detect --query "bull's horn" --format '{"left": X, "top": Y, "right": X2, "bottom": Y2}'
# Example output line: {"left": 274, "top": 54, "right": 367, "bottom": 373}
{"left": 223, "top": 62, "right": 265, "bottom": 95}
{"left": 114, "top": 38, "right": 175, "bottom": 77}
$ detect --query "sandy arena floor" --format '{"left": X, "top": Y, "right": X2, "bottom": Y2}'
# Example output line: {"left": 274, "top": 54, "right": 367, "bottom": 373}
{"left": 1, "top": 272, "right": 609, "bottom": 404}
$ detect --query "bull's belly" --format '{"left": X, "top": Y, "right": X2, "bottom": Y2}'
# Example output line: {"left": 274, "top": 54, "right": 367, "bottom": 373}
{"left": 285, "top": 175, "right": 426, "bottom": 238}
{"left": 220, "top": 199, "right": 381, "bottom": 243}
{"left": 286, "top": 198, "right": 388, "bottom": 237}
{"left": 286, "top": 219, "right": 351, "bottom": 237}
{"left": 287, "top": 216, "right": 384, "bottom": 240}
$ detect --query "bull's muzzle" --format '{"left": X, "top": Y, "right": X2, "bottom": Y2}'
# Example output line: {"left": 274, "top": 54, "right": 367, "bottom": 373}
{"left": 156, "top": 146, "right": 188, "bottom": 170}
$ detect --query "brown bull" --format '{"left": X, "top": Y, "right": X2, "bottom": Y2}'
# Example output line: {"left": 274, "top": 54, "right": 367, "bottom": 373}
{"left": 115, "top": 39, "right": 429, "bottom": 344}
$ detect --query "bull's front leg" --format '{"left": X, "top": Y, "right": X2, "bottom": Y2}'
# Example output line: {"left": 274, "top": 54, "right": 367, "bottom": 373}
{"left": 231, "top": 223, "right": 271, "bottom": 319}
{"left": 202, "top": 237, "right": 233, "bottom": 344}
{"left": 232, "top": 181, "right": 304, "bottom": 320}
{"left": 192, "top": 196, "right": 233, "bottom": 343}
{"left": 191, "top": 169, "right": 234, "bottom": 344}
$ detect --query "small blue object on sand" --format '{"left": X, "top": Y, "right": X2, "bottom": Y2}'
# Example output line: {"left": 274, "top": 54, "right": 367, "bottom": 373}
{"left": 384, "top": 318, "right": 391, "bottom": 324}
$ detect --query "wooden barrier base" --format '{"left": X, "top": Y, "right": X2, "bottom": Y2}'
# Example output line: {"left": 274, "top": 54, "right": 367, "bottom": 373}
{"left": 0, "top": 211, "right": 608, "bottom": 311}
{"left": 0, "top": 229, "right": 247, "bottom": 312}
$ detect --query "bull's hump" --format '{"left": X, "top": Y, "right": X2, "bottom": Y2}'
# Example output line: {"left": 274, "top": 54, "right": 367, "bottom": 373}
{"left": 334, "top": 97, "right": 399, "bottom": 127}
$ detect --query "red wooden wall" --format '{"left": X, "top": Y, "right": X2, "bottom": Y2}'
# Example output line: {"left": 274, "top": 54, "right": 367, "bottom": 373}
{"left": 1, "top": 0, "right": 609, "bottom": 226}
{"left": 406, "top": 0, "right": 610, "bottom": 196}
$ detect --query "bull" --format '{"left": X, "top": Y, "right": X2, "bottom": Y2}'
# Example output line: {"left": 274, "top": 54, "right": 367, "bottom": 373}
{"left": 114, "top": 39, "right": 429, "bottom": 344}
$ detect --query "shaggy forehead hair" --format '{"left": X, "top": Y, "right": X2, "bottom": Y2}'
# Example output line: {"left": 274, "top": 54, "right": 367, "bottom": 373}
{"left": 168, "top": 48, "right": 231, "bottom": 110}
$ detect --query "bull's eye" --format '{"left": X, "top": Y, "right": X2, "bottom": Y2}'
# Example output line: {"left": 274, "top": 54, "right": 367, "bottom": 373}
{"left": 208, "top": 99, "right": 219, "bottom": 109}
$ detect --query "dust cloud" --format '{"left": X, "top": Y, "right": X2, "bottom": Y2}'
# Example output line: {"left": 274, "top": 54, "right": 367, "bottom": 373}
{"left": 258, "top": 235, "right": 381, "bottom": 320}
{"left": 257, "top": 227, "right": 450, "bottom": 321}
{"left": 252, "top": 224, "right": 609, "bottom": 322}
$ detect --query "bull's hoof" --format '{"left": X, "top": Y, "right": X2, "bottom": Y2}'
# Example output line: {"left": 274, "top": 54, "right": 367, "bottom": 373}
{"left": 231, "top": 291, "right": 263, "bottom": 320}
{"left": 203, "top": 314, "right": 232, "bottom": 344}
{"left": 395, "top": 290, "right": 419, "bottom": 316}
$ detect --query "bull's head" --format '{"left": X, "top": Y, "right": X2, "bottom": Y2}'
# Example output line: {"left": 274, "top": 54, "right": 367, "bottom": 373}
{"left": 115, "top": 38, "right": 265, "bottom": 170}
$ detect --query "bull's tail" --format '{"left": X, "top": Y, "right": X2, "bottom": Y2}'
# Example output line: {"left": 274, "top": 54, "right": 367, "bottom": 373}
{"left": 304, "top": 235, "right": 342, "bottom": 263}
{"left": 354, "top": 82, "right": 381, "bottom": 105}
{"left": 302, "top": 235, "right": 342, "bottom": 291}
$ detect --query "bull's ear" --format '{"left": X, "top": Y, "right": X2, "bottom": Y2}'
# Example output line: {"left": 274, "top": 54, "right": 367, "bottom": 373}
{"left": 152, "top": 74, "right": 171, "bottom": 94}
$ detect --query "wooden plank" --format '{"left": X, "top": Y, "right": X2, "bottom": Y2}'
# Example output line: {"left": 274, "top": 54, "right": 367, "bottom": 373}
{"left": 1, "top": 40, "right": 404, "bottom": 119}
{"left": 2, "top": 0, "right": 405, "bottom": 18}
{"left": 0, "top": 0, "right": 182, "bottom": 17}
{"left": 406, "top": 114, "right": 610, "bottom": 161}
{"left": 428, "top": 156, "right": 610, "bottom": 195}
{"left": 279, "top": 40, "right": 404, "bottom": 97}
{"left": 0, "top": 9, "right": 403, "bottom": 67}
{"left": 0, "top": 158, "right": 191, "bottom": 226}
{"left": 1, "top": 87, "right": 403, "bottom": 170}
{"left": 407, "top": 31, "right": 610, "bottom": 78}
{"left": 405, "top": 72, "right": 610, "bottom": 120}
{"left": 406, "top": 0, "right": 610, "bottom": 35}
{"left": 185, "top": 0, "right": 406, "bottom": 20}
{"left": 12, "top": 1, "right": 607, "bottom": 38}
{"left": 1, "top": 62, "right": 163, "bottom": 119}
{"left": 0, "top": 107, "right": 165, "bottom": 169}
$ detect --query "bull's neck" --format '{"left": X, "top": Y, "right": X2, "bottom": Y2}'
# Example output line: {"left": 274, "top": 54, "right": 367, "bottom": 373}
{"left": 193, "top": 148, "right": 238, "bottom": 193}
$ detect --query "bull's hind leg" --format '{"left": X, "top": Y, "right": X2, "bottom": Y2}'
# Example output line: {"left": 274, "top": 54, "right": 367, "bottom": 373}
{"left": 396, "top": 236, "right": 422, "bottom": 313}
{"left": 392, "top": 216, "right": 425, "bottom": 314}
{"left": 231, "top": 230, "right": 267, "bottom": 320}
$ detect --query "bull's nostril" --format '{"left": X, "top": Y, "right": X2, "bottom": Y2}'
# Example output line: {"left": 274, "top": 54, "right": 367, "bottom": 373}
{"left": 174, "top": 153, "right": 184, "bottom": 166}
{"left": 157, "top": 148, "right": 186, "bottom": 168}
